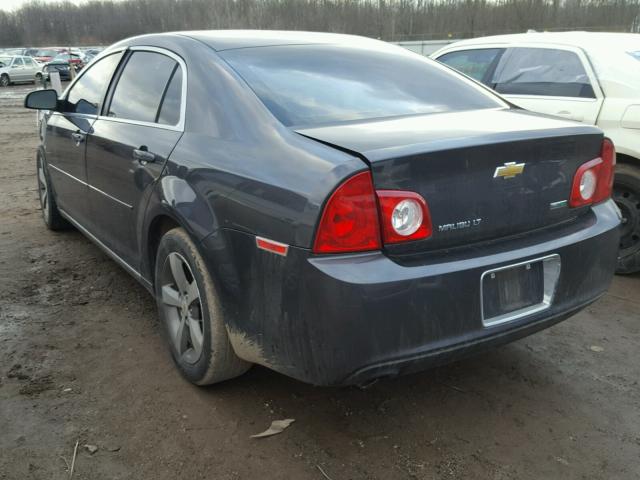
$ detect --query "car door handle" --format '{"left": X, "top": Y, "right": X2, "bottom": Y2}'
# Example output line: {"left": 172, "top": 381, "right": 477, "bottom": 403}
{"left": 133, "top": 148, "right": 156, "bottom": 164}
{"left": 555, "top": 111, "right": 584, "bottom": 122}
{"left": 71, "top": 132, "right": 85, "bottom": 145}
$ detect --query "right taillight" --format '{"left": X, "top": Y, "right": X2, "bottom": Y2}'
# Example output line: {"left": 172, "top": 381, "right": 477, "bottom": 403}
{"left": 569, "top": 138, "right": 616, "bottom": 208}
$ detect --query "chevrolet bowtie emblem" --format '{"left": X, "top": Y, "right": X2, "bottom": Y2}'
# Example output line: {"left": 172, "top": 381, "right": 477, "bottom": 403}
{"left": 494, "top": 162, "right": 525, "bottom": 179}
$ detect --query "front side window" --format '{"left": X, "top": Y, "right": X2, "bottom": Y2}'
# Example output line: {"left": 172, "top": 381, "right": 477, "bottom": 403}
{"left": 107, "top": 51, "right": 178, "bottom": 124}
{"left": 437, "top": 48, "right": 505, "bottom": 83}
{"left": 66, "top": 53, "right": 121, "bottom": 115}
{"left": 24, "top": 58, "right": 35, "bottom": 67}
{"left": 222, "top": 44, "right": 503, "bottom": 128}
{"left": 628, "top": 51, "right": 640, "bottom": 62}
{"left": 493, "top": 47, "right": 594, "bottom": 98}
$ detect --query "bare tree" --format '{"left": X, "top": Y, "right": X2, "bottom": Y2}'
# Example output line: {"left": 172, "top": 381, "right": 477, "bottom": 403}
{"left": 1, "top": 0, "right": 638, "bottom": 47}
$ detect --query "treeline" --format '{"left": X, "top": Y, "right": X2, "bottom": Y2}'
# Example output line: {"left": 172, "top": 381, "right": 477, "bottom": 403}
{"left": 0, "top": 0, "right": 639, "bottom": 47}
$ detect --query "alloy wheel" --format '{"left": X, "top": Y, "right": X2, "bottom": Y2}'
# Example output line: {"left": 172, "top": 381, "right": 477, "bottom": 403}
{"left": 0, "top": 75, "right": 9, "bottom": 87}
{"left": 160, "top": 252, "right": 205, "bottom": 364}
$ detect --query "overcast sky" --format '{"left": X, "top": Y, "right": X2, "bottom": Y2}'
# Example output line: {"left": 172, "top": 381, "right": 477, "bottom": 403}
{"left": 0, "top": 0, "right": 94, "bottom": 11}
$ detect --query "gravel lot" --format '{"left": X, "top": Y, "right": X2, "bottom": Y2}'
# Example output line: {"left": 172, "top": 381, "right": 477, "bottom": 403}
{"left": 1, "top": 84, "right": 639, "bottom": 480}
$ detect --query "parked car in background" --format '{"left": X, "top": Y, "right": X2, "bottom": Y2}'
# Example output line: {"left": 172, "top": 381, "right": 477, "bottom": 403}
{"left": 49, "top": 52, "right": 84, "bottom": 70}
{"left": 433, "top": 32, "right": 640, "bottom": 273}
{"left": 25, "top": 31, "right": 619, "bottom": 387}
{"left": 42, "top": 60, "right": 72, "bottom": 81}
{"left": 34, "top": 48, "right": 66, "bottom": 63}
{"left": 0, "top": 55, "right": 43, "bottom": 86}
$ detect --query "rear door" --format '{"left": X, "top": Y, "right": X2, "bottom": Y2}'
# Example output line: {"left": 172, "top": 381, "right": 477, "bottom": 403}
{"left": 23, "top": 56, "right": 39, "bottom": 81}
{"left": 84, "top": 48, "right": 184, "bottom": 266}
{"left": 44, "top": 52, "right": 122, "bottom": 227}
{"left": 492, "top": 46, "right": 604, "bottom": 124}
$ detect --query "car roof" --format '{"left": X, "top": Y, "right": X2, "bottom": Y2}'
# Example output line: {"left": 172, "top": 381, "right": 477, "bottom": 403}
{"left": 175, "top": 29, "right": 383, "bottom": 51}
{"left": 440, "top": 31, "right": 640, "bottom": 51}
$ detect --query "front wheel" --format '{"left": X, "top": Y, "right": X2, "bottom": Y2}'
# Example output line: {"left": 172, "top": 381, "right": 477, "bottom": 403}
{"left": 613, "top": 163, "right": 640, "bottom": 274}
{"left": 0, "top": 74, "right": 9, "bottom": 87}
{"left": 155, "top": 228, "right": 250, "bottom": 385}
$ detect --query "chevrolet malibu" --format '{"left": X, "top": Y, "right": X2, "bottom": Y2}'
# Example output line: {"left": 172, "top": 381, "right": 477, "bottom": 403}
{"left": 24, "top": 31, "right": 620, "bottom": 386}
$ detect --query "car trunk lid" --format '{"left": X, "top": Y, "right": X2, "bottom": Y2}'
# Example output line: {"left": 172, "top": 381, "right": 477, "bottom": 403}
{"left": 297, "top": 108, "right": 604, "bottom": 253}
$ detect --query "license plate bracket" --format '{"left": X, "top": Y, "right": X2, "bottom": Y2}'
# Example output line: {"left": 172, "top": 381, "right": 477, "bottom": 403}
{"left": 481, "top": 255, "right": 561, "bottom": 327}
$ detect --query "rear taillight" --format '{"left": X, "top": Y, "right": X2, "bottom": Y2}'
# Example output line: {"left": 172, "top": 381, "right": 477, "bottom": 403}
{"left": 313, "top": 171, "right": 381, "bottom": 254}
{"left": 569, "top": 138, "right": 616, "bottom": 208}
{"left": 376, "top": 191, "right": 432, "bottom": 244}
{"left": 313, "top": 172, "right": 432, "bottom": 254}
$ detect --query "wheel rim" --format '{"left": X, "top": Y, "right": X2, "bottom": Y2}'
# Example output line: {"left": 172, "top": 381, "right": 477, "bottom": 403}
{"left": 0, "top": 76, "right": 8, "bottom": 87}
{"left": 160, "top": 252, "right": 204, "bottom": 365}
{"left": 37, "top": 158, "right": 49, "bottom": 222}
{"left": 613, "top": 184, "right": 640, "bottom": 253}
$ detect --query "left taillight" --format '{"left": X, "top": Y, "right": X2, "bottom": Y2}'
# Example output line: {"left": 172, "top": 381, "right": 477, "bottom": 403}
{"left": 569, "top": 138, "right": 616, "bottom": 208}
{"left": 313, "top": 171, "right": 381, "bottom": 254}
{"left": 313, "top": 171, "right": 432, "bottom": 254}
{"left": 376, "top": 190, "right": 432, "bottom": 244}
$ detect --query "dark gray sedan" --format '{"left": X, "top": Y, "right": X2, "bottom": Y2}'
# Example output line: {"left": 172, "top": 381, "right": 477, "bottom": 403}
{"left": 24, "top": 31, "right": 620, "bottom": 386}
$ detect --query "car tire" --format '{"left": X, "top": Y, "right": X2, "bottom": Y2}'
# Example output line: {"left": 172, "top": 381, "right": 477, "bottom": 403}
{"left": 37, "top": 153, "right": 70, "bottom": 231}
{"left": 155, "top": 227, "right": 251, "bottom": 385}
{"left": 34, "top": 72, "right": 43, "bottom": 84}
{"left": 613, "top": 163, "right": 640, "bottom": 274}
{"left": 0, "top": 74, "right": 10, "bottom": 87}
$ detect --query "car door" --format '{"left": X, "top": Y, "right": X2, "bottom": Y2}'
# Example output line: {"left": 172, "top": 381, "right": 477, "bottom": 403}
{"left": 84, "top": 48, "right": 184, "bottom": 267}
{"left": 22, "top": 56, "right": 39, "bottom": 81}
{"left": 10, "top": 57, "right": 26, "bottom": 81}
{"left": 44, "top": 52, "right": 123, "bottom": 228}
{"left": 491, "top": 46, "right": 604, "bottom": 124}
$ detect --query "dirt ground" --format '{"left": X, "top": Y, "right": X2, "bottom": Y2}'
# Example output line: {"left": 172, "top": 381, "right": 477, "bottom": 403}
{"left": 0, "top": 83, "right": 639, "bottom": 480}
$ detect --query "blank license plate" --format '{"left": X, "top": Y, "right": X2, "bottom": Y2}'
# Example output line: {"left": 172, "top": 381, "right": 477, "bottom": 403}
{"left": 482, "top": 261, "right": 545, "bottom": 322}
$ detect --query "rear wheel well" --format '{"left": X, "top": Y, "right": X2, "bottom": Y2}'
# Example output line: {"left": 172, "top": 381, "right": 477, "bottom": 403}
{"left": 147, "top": 215, "right": 180, "bottom": 280}
{"left": 616, "top": 153, "right": 639, "bottom": 166}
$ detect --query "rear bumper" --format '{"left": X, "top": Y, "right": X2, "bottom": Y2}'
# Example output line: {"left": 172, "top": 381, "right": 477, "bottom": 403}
{"left": 211, "top": 201, "right": 620, "bottom": 386}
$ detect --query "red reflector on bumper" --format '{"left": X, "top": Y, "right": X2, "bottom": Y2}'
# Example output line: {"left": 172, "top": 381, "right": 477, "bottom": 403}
{"left": 256, "top": 236, "right": 289, "bottom": 256}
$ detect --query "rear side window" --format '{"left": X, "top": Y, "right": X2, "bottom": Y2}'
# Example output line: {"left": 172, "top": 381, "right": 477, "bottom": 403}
{"left": 157, "top": 67, "right": 182, "bottom": 126}
{"left": 493, "top": 48, "right": 594, "bottom": 98}
{"left": 13, "top": 57, "right": 23, "bottom": 66}
{"left": 107, "top": 51, "right": 179, "bottom": 124}
{"left": 437, "top": 48, "right": 505, "bottom": 83}
{"left": 66, "top": 53, "right": 121, "bottom": 115}
{"left": 221, "top": 44, "right": 502, "bottom": 128}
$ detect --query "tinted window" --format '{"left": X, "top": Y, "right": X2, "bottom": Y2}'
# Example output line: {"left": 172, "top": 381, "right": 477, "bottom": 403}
{"left": 438, "top": 48, "right": 504, "bottom": 83}
{"left": 222, "top": 45, "right": 502, "bottom": 127}
{"left": 108, "top": 51, "right": 177, "bottom": 123}
{"left": 493, "top": 48, "right": 594, "bottom": 98}
{"left": 157, "top": 67, "right": 182, "bottom": 125}
{"left": 66, "top": 53, "right": 121, "bottom": 115}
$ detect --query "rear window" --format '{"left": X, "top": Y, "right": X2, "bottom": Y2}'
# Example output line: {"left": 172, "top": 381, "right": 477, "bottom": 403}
{"left": 221, "top": 45, "right": 502, "bottom": 127}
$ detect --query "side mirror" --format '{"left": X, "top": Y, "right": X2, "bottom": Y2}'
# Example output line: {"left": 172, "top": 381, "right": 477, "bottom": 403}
{"left": 24, "top": 89, "right": 58, "bottom": 110}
